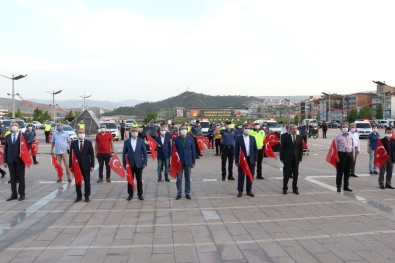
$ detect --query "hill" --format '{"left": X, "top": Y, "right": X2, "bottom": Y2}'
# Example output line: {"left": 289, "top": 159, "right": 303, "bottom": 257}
{"left": 104, "top": 91, "right": 262, "bottom": 118}
{"left": 29, "top": 98, "right": 143, "bottom": 110}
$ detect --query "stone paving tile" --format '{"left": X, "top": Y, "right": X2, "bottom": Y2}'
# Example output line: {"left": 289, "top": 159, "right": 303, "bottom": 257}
{"left": 217, "top": 244, "right": 244, "bottom": 261}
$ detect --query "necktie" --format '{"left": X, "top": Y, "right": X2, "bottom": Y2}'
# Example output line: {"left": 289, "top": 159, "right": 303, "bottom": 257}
{"left": 13, "top": 134, "right": 16, "bottom": 144}
{"left": 293, "top": 135, "right": 296, "bottom": 144}
{"left": 80, "top": 141, "right": 83, "bottom": 151}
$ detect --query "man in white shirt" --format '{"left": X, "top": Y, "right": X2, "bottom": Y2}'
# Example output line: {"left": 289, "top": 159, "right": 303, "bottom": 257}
{"left": 349, "top": 123, "right": 360, "bottom": 177}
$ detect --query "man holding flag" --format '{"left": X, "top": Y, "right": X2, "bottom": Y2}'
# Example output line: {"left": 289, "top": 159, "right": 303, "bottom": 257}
{"left": 69, "top": 129, "right": 95, "bottom": 202}
{"left": 249, "top": 122, "right": 265, "bottom": 180}
{"left": 334, "top": 122, "right": 354, "bottom": 193}
{"left": 235, "top": 123, "right": 258, "bottom": 197}
{"left": 155, "top": 125, "right": 172, "bottom": 182}
{"left": 378, "top": 128, "right": 395, "bottom": 189}
{"left": 122, "top": 124, "right": 147, "bottom": 201}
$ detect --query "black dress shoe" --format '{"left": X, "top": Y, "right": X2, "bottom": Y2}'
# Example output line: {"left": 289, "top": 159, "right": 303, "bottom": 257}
{"left": 385, "top": 185, "right": 395, "bottom": 189}
{"left": 256, "top": 176, "right": 264, "bottom": 180}
{"left": 222, "top": 177, "right": 226, "bottom": 181}
{"left": 196, "top": 156, "right": 200, "bottom": 159}
{"left": 85, "top": 197, "right": 90, "bottom": 202}
{"left": 34, "top": 162, "right": 39, "bottom": 165}
{"left": 186, "top": 195, "right": 191, "bottom": 200}
{"left": 165, "top": 178, "right": 170, "bottom": 182}
{"left": 18, "top": 195, "right": 25, "bottom": 201}
{"left": 289, "top": 176, "right": 293, "bottom": 178}
{"left": 282, "top": 190, "right": 287, "bottom": 195}
{"left": 246, "top": 191, "right": 255, "bottom": 197}
{"left": 6, "top": 196, "right": 18, "bottom": 201}
{"left": 350, "top": 174, "right": 358, "bottom": 177}
{"left": 380, "top": 185, "right": 385, "bottom": 189}
{"left": 74, "top": 197, "right": 82, "bottom": 202}
{"left": 228, "top": 177, "right": 235, "bottom": 181}
{"left": 343, "top": 188, "right": 353, "bottom": 192}
{"left": 237, "top": 192, "right": 242, "bottom": 197}
{"left": 56, "top": 178, "right": 62, "bottom": 183}
{"left": 369, "top": 171, "right": 373, "bottom": 174}
{"left": 97, "top": 178, "right": 103, "bottom": 183}
{"left": 175, "top": 195, "right": 181, "bottom": 200}
{"left": 337, "top": 188, "right": 341, "bottom": 192}
{"left": 138, "top": 196, "right": 144, "bottom": 200}
{"left": 1, "top": 171, "right": 6, "bottom": 178}
{"left": 106, "top": 178, "right": 111, "bottom": 183}
{"left": 127, "top": 195, "right": 133, "bottom": 201}
{"left": 198, "top": 154, "right": 203, "bottom": 156}
{"left": 293, "top": 190, "right": 299, "bottom": 195}
{"left": 373, "top": 171, "right": 379, "bottom": 174}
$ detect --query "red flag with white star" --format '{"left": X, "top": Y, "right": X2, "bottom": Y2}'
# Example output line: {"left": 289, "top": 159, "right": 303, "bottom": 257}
{"left": 239, "top": 148, "right": 253, "bottom": 183}
{"left": 125, "top": 157, "right": 136, "bottom": 191}
{"left": 326, "top": 140, "right": 338, "bottom": 168}
{"left": 70, "top": 149, "right": 83, "bottom": 186}
{"left": 0, "top": 145, "right": 4, "bottom": 166}
{"left": 19, "top": 133, "right": 32, "bottom": 168}
{"left": 51, "top": 155, "right": 64, "bottom": 179}
{"left": 263, "top": 137, "right": 277, "bottom": 159}
{"left": 109, "top": 154, "right": 126, "bottom": 179}
{"left": 146, "top": 134, "right": 158, "bottom": 160}
{"left": 169, "top": 142, "right": 182, "bottom": 178}
{"left": 374, "top": 139, "right": 389, "bottom": 170}
{"left": 30, "top": 141, "right": 39, "bottom": 156}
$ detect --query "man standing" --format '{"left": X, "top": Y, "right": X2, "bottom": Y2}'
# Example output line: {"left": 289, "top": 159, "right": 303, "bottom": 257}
{"left": 95, "top": 123, "right": 114, "bottom": 183}
{"left": 4, "top": 122, "right": 27, "bottom": 201}
{"left": 235, "top": 123, "right": 257, "bottom": 197}
{"left": 191, "top": 120, "right": 203, "bottom": 158}
{"left": 220, "top": 121, "right": 235, "bottom": 181}
{"left": 51, "top": 123, "right": 72, "bottom": 182}
{"left": 44, "top": 122, "right": 52, "bottom": 143}
{"left": 120, "top": 120, "right": 126, "bottom": 140}
{"left": 169, "top": 123, "right": 178, "bottom": 133}
{"left": 174, "top": 124, "right": 196, "bottom": 200}
{"left": 322, "top": 122, "right": 328, "bottom": 138}
{"left": 25, "top": 124, "right": 39, "bottom": 165}
{"left": 334, "top": 122, "right": 354, "bottom": 192}
{"left": 214, "top": 124, "right": 222, "bottom": 156}
{"left": 155, "top": 125, "right": 172, "bottom": 182}
{"left": 368, "top": 125, "right": 380, "bottom": 174}
{"left": 122, "top": 124, "right": 147, "bottom": 201}
{"left": 280, "top": 125, "right": 303, "bottom": 195}
{"left": 249, "top": 122, "right": 265, "bottom": 180}
{"left": 69, "top": 129, "right": 95, "bottom": 202}
{"left": 378, "top": 128, "right": 395, "bottom": 189}
{"left": 349, "top": 123, "right": 360, "bottom": 177}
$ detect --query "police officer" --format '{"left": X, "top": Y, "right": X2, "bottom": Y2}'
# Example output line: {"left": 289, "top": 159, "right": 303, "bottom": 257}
{"left": 44, "top": 122, "right": 52, "bottom": 143}
{"left": 249, "top": 122, "right": 265, "bottom": 179}
{"left": 220, "top": 121, "right": 235, "bottom": 181}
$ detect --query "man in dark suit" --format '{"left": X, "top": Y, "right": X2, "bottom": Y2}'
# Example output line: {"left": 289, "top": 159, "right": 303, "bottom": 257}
{"left": 174, "top": 124, "right": 196, "bottom": 200}
{"left": 155, "top": 125, "right": 172, "bottom": 182}
{"left": 378, "top": 127, "right": 395, "bottom": 189}
{"left": 235, "top": 123, "right": 258, "bottom": 197}
{"left": 280, "top": 124, "right": 303, "bottom": 195}
{"left": 4, "top": 122, "right": 28, "bottom": 201}
{"left": 69, "top": 129, "right": 95, "bottom": 202}
{"left": 122, "top": 124, "right": 147, "bottom": 201}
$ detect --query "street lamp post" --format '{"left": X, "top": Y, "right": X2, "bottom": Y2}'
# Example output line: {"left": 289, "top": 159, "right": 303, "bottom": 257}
{"left": 79, "top": 93, "right": 92, "bottom": 111}
{"left": 321, "top": 92, "right": 331, "bottom": 121}
{"left": 0, "top": 74, "right": 27, "bottom": 118}
{"left": 283, "top": 97, "right": 290, "bottom": 124}
{"left": 46, "top": 90, "right": 62, "bottom": 123}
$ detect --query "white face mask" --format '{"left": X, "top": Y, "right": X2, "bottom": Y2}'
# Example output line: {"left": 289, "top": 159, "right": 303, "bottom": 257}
{"left": 131, "top": 132, "right": 138, "bottom": 138}
{"left": 351, "top": 128, "right": 356, "bottom": 133}
{"left": 180, "top": 130, "right": 187, "bottom": 137}
{"left": 28, "top": 127, "right": 33, "bottom": 131}
{"left": 78, "top": 133, "right": 85, "bottom": 140}
{"left": 160, "top": 131, "right": 166, "bottom": 135}
{"left": 225, "top": 125, "right": 230, "bottom": 130}
{"left": 255, "top": 125, "right": 260, "bottom": 129}
{"left": 243, "top": 129, "right": 250, "bottom": 135}
{"left": 385, "top": 133, "right": 392, "bottom": 138}
{"left": 296, "top": 130, "right": 300, "bottom": 135}
{"left": 342, "top": 128, "right": 348, "bottom": 133}
{"left": 100, "top": 128, "right": 106, "bottom": 133}
{"left": 11, "top": 126, "right": 18, "bottom": 133}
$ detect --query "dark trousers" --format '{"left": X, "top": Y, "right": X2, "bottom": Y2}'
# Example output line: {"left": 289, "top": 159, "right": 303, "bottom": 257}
{"left": 8, "top": 161, "right": 25, "bottom": 197}
{"left": 350, "top": 147, "right": 359, "bottom": 174}
{"left": 283, "top": 158, "right": 299, "bottom": 191}
{"left": 237, "top": 156, "right": 254, "bottom": 192}
{"left": 127, "top": 166, "right": 143, "bottom": 197}
{"left": 336, "top": 152, "right": 352, "bottom": 189}
{"left": 76, "top": 169, "right": 91, "bottom": 198}
{"left": 97, "top": 153, "right": 111, "bottom": 179}
{"left": 221, "top": 146, "right": 234, "bottom": 179}
{"left": 121, "top": 128, "right": 125, "bottom": 140}
{"left": 208, "top": 135, "right": 214, "bottom": 149}
{"left": 323, "top": 129, "right": 327, "bottom": 138}
{"left": 256, "top": 148, "right": 264, "bottom": 177}
{"left": 45, "top": 131, "right": 50, "bottom": 143}
{"left": 379, "top": 159, "right": 393, "bottom": 187}
{"left": 193, "top": 137, "right": 201, "bottom": 156}
{"left": 215, "top": 139, "right": 222, "bottom": 155}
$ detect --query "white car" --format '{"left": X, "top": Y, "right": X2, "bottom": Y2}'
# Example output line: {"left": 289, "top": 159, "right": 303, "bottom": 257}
{"left": 32, "top": 121, "right": 43, "bottom": 129}
{"left": 100, "top": 122, "right": 120, "bottom": 141}
{"left": 355, "top": 121, "right": 372, "bottom": 138}
{"left": 62, "top": 125, "right": 78, "bottom": 141}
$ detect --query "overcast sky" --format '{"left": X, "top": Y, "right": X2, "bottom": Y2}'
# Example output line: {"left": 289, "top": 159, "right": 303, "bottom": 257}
{"left": 0, "top": 0, "right": 394, "bottom": 102}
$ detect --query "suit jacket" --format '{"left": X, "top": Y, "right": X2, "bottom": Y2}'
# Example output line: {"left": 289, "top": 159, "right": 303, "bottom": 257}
{"left": 380, "top": 138, "right": 395, "bottom": 162}
{"left": 174, "top": 136, "right": 196, "bottom": 166}
{"left": 235, "top": 135, "right": 258, "bottom": 164}
{"left": 4, "top": 132, "right": 28, "bottom": 164}
{"left": 280, "top": 133, "right": 303, "bottom": 163}
{"left": 155, "top": 133, "right": 172, "bottom": 159}
{"left": 122, "top": 137, "right": 148, "bottom": 168}
{"left": 69, "top": 139, "right": 95, "bottom": 171}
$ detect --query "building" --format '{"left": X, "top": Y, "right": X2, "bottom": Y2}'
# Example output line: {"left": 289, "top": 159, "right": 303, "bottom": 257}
{"left": 0, "top": 109, "right": 8, "bottom": 117}
{"left": 342, "top": 92, "right": 374, "bottom": 119}
{"left": 372, "top": 81, "right": 395, "bottom": 119}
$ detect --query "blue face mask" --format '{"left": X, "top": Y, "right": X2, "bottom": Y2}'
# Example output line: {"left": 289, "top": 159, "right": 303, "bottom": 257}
{"left": 57, "top": 126, "right": 63, "bottom": 132}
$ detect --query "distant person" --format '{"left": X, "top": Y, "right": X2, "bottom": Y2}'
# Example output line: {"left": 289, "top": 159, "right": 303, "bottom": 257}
{"left": 322, "top": 121, "right": 328, "bottom": 138}
{"left": 220, "top": 121, "right": 235, "bottom": 181}
{"left": 155, "top": 125, "right": 172, "bottom": 182}
{"left": 214, "top": 124, "right": 222, "bottom": 156}
{"left": 120, "top": 120, "right": 126, "bottom": 140}
{"left": 368, "top": 125, "right": 380, "bottom": 174}
{"left": 0, "top": 122, "right": 5, "bottom": 145}
{"left": 334, "top": 122, "right": 354, "bottom": 192}
{"left": 95, "top": 123, "right": 114, "bottom": 183}
{"left": 78, "top": 121, "right": 85, "bottom": 130}
{"left": 249, "top": 123, "right": 265, "bottom": 180}
{"left": 169, "top": 123, "right": 178, "bottom": 134}
{"left": 378, "top": 128, "right": 395, "bottom": 189}
{"left": 69, "top": 128, "right": 95, "bottom": 202}
{"left": 235, "top": 124, "right": 243, "bottom": 137}
{"left": 44, "top": 122, "right": 52, "bottom": 143}
{"left": 208, "top": 124, "right": 215, "bottom": 149}
{"left": 25, "top": 124, "right": 39, "bottom": 165}
{"left": 191, "top": 120, "right": 203, "bottom": 158}
{"left": 348, "top": 123, "right": 360, "bottom": 177}
{"left": 51, "top": 123, "right": 72, "bottom": 182}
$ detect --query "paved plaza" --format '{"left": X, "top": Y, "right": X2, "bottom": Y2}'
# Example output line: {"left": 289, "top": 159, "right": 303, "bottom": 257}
{"left": 1, "top": 129, "right": 395, "bottom": 262}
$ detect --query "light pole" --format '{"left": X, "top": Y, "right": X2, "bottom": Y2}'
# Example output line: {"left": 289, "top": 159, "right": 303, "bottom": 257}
{"left": 283, "top": 97, "right": 290, "bottom": 124}
{"left": 46, "top": 90, "right": 62, "bottom": 123}
{"left": 321, "top": 92, "right": 331, "bottom": 121}
{"left": 79, "top": 93, "right": 92, "bottom": 111}
{"left": 0, "top": 74, "right": 27, "bottom": 118}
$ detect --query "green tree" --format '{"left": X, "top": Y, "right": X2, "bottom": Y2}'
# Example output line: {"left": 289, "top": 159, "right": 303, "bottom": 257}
{"left": 42, "top": 111, "right": 52, "bottom": 122}
{"left": 33, "top": 108, "right": 43, "bottom": 121}
{"left": 144, "top": 112, "right": 158, "bottom": 124}
{"left": 375, "top": 103, "right": 383, "bottom": 119}
{"left": 347, "top": 109, "right": 358, "bottom": 123}
{"left": 15, "top": 108, "right": 23, "bottom": 118}
{"left": 294, "top": 115, "right": 299, "bottom": 124}
{"left": 65, "top": 110, "right": 76, "bottom": 122}
{"left": 358, "top": 106, "right": 372, "bottom": 120}
{"left": 307, "top": 113, "right": 312, "bottom": 119}
{"left": 316, "top": 112, "right": 320, "bottom": 121}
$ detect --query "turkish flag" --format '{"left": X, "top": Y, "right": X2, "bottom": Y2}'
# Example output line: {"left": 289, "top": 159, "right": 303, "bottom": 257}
{"left": 19, "top": 133, "right": 32, "bottom": 168}
{"left": 263, "top": 138, "right": 277, "bottom": 159}
{"left": 169, "top": 142, "right": 182, "bottom": 178}
{"left": 71, "top": 149, "right": 83, "bottom": 186}
{"left": 203, "top": 137, "right": 211, "bottom": 149}
{"left": 51, "top": 155, "right": 64, "bottom": 178}
{"left": 239, "top": 148, "right": 253, "bottom": 183}
{"left": 124, "top": 130, "right": 128, "bottom": 139}
{"left": 374, "top": 139, "right": 389, "bottom": 169}
{"left": 196, "top": 136, "right": 206, "bottom": 152}
{"left": 171, "top": 132, "right": 178, "bottom": 140}
{"left": 146, "top": 134, "right": 158, "bottom": 160}
{"left": 302, "top": 138, "right": 307, "bottom": 149}
{"left": 30, "top": 141, "right": 39, "bottom": 157}
{"left": 392, "top": 130, "right": 395, "bottom": 140}
{"left": 0, "top": 145, "right": 4, "bottom": 166}
{"left": 109, "top": 154, "right": 126, "bottom": 178}
{"left": 266, "top": 132, "right": 280, "bottom": 146}
{"left": 326, "top": 140, "right": 338, "bottom": 168}
{"left": 125, "top": 157, "right": 136, "bottom": 191}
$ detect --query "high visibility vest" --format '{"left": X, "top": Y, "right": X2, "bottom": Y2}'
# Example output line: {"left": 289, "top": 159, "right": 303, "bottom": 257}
{"left": 79, "top": 123, "right": 85, "bottom": 129}
{"left": 249, "top": 129, "right": 266, "bottom": 150}
{"left": 44, "top": 124, "right": 51, "bottom": 131}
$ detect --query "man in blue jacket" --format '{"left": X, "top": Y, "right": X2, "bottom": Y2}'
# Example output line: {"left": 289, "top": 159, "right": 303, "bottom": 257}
{"left": 123, "top": 124, "right": 147, "bottom": 201}
{"left": 174, "top": 124, "right": 196, "bottom": 200}
{"left": 155, "top": 125, "right": 172, "bottom": 182}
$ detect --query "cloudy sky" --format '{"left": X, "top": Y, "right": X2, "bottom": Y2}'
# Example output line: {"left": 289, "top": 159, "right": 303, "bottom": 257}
{"left": 0, "top": 0, "right": 394, "bottom": 102}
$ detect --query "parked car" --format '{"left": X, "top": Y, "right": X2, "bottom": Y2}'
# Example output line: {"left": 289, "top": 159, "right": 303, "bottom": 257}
{"left": 327, "top": 121, "right": 340, "bottom": 128}
{"left": 31, "top": 121, "right": 43, "bottom": 129}
{"left": 100, "top": 121, "right": 120, "bottom": 141}
{"left": 62, "top": 125, "right": 78, "bottom": 141}
{"left": 354, "top": 120, "right": 372, "bottom": 138}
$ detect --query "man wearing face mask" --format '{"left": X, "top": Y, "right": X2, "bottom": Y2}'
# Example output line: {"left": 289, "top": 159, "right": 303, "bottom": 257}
{"left": 191, "top": 120, "right": 203, "bottom": 158}
{"left": 249, "top": 122, "right": 266, "bottom": 180}
{"left": 214, "top": 124, "right": 222, "bottom": 156}
{"left": 220, "top": 121, "right": 236, "bottom": 181}
{"left": 69, "top": 129, "right": 95, "bottom": 202}
{"left": 155, "top": 125, "right": 172, "bottom": 182}
{"left": 25, "top": 124, "right": 38, "bottom": 165}
{"left": 51, "top": 123, "right": 72, "bottom": 182}
{"left": 334, "top": 122, "right": 354, "bottom": 192}
{"left": 348, "top": 123, "right": 360, "bottom": 177}
{"left": 4, "top": 122, "right": 28, "bottom": 201}
{"left": 235, "top": 123, "right": 258, "bottom": 197}
{"left": 368, "top": 125, "right": 380, "bottom": 174}
{"left": 95, "top": 124, "right": 114, "bottom": 183}
{"left": 378, "top": 128, "right": 395, "bottom": 189}
{"left": 123, "top": 124, "right": 147, "bottom": 201}
{"left": 174, "top": 124, "right": 196, "bottom": 200}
